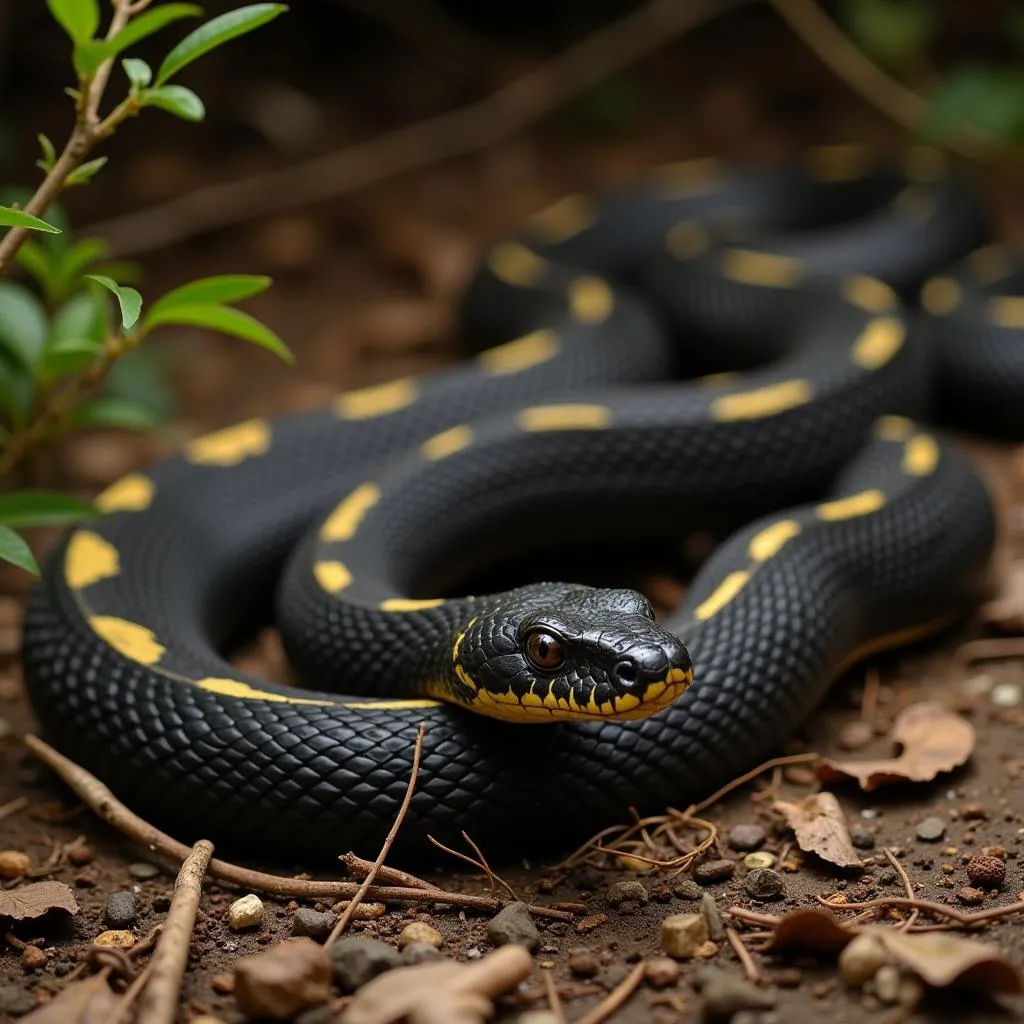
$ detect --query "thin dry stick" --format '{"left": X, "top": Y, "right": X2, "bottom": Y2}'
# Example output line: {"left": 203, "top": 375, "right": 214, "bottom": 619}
{"left": 107, "top": 962, "right": 153, "bottom": 1024}
{"left": 324, "top": 724, "right": 426, "bottom": 948}
{"left": 816, "top": 895, "right": 1024, "bottom": 927}
{"left": 543, "top": 969, "right": 567, "bottom": 1024}
{"left": 83, "top": 0, "right": 751, "bottom": 257}
{"left": 725, "top": 926, "right": 762, "bottom": 984}
{"left": 687, "top": 753, "right": 822, "bottom": 817}
{"left": 136, "top": 839, "right": 214, "bottom": 1024}
{"left": 955, "top": 638, "right": 1024, "bottom": 667}
{"left": 340, "top": 852, "right": 440, "bottom": 891}
{"left": 427, "top": 834, "right": 517, "bottom": 901}
{"left": 0, "top": 797, "right": 28, "bottom": 823}
{"left": 881, "top": 848, "right": 918, "bottom": 931}
{"left": 460, "top": 831, "right": 517, "bottom": 901}
{"left": 861, "top": 667, "right": 880, "bottom": 725}
{"left": 574, "top": 960, "right": 647, "bottom": 1024}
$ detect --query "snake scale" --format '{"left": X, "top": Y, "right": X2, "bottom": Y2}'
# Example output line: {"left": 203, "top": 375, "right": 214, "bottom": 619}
{"left": 21, "top": 144, "right": 1023, "bottom": 861}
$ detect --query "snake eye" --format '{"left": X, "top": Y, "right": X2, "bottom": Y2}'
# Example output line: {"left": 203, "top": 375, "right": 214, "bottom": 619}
{"left": 525, "top": 630, "right": 565, "bottom": 671}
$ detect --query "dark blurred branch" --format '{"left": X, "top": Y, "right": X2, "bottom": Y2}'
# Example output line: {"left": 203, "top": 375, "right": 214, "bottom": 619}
{"left": 84, "top": 0, "right": 750, "bottom": 257}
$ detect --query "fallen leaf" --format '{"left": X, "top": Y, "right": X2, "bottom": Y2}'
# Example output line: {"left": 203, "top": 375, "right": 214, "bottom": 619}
{"left": 816, "top": 701, "right": 974, "bottom": 791}
{"left": 773, "top": 791, "right": 860, "bottom": 868}
{"left": 20, "top": 973, "right": 118, "bottom": 1023}
{"left": 759, "top": 907, "right": 857, "bottom": 953}
{"left": 234, "top": 937, "right": 331, "bottom": 1019}
{"left": 0, "top": 880, "right": 79, "bottom": 923}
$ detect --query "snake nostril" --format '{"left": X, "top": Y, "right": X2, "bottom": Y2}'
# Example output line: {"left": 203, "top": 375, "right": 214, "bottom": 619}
{"left": 613, "top": 659, "right": 638, "bottom": 686}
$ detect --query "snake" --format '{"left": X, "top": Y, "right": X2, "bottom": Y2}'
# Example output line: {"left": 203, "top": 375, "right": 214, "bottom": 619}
{"left": 20, "top": 144, "right": 1019, "bottom": 862}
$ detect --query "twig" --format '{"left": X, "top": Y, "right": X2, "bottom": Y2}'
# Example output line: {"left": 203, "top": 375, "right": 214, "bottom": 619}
{"left": 340, "top": 852, "right": 440, "bottom": 891}
{"left": 881, "top": 848, "right": 918, "bottom": 931}
{"left": 544, "top": 969, "right": 567, "bottom": 1024}
{"left": 427, "top": 833, "right": 517, "bottom": 901}
{"left": 460, "top": 831, "right": 517, "bottom": 901}
{"left": 83, "top": 0, "right": 751, "bottom": 257}
{"left": 861, "top": 667, "right": 880, "bottom": 725}
{"left": 107, "top": 962, "right": 153, "bottom": 1024}
{"left": 687, "top": 753, "right": 822, "bottom": 817}
{"left": 325, "top": 724, "right": 426, "bottom": 947}
{"left": 815, "top": 895, "right": 1024, "bottom": 927}
{"left": 726, "top": 926, "right": 762, "bottom": 984}
{"left": 574, "top": 960, "right": 646, "bottom": 1024}
{"left": 0, "top": 797, "right": 28, "bottom": 823}
{"left": 727, "top": 906, "right": 784, "bottom": 927}
{"left": 955, "top": 638, "right": 1024, "bottom": 667}
{"left": 136, "top": 839, "right": 214, "bottom": 1024}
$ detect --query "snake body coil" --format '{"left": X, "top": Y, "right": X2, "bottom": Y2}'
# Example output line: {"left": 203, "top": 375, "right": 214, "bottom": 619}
{"left": 21, "top": 147, "right": 1018, "bottom": 860}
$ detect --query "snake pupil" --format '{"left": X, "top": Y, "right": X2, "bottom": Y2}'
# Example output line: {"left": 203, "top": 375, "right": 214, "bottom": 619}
{"left": 526, "top": 630, "right": 565, "bottom": 671}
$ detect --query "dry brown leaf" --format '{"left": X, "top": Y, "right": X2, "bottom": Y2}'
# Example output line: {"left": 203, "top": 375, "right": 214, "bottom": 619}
{"left": 773, "top": 791, "right": 860, "bottom": 868}
{"left": 20, "top": 973, "right": 119, "bottom": 1023}
{"left": 816, "top": 701, "right": 974, "bottom": 791}
{"left": 760, "top": 907, "right": 857, "bottom": 953}
{"left": 0, "top": 880, "right": 79, "bottom": 923}
{"left": 233, "top": 937, "right": 332, "bottom": 1019}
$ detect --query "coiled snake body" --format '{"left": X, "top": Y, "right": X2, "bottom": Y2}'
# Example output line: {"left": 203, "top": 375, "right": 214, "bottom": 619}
{"left": 21, "top": 147, "right": 1019, "bottom": 860}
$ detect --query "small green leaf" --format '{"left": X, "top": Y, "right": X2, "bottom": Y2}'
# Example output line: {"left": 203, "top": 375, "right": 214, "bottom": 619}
{"left": 0, "top": 283, "right": 48, "bottom": 370}
{"left": 66, "top": 156, "right": 108, "bottom": 187}
{"left": 922, "top": 67, "right": 1024, "bottom": 144}
{"left": 39, "top": 337, "right": 103, "bottom": 379}
{"left": 0, "top": 526, "right": 38, "bottom": 576}
{"left": 52, "top": 293, "right": 107, "bottom": 345}
{"left": 148, "top": 275, "right": 271, "bottom": 318}
{"left": 122, "top": 57, "right": 153, "bottom": 89}
{"left": 86, "top": 275, "right": 142, "bottom": 331}
{"left": 146, "top": 302, "right": 293, "bottom": 362}
{"left": 74, "top": 4, "right": 203, "bottom": 76}
{"left": 155, "top": 3, "right": 287, "bottom": 85}
{"left": 71, "top": 396, "right": 161, "bottom": 431}
{"left": 0, "top": 355, "right": 36, "bottom": 428}
{"left": 37, "top": 134, "right": 56, "bottom": 172}
{"left": 46, "top": 0, "right": 100, "bottom": 45}
{"left": 0, "top": 490, "right": 97, "bottom": 529}
{"left": 141, "top": 84, "right": 205, "bottom": 122}
{"left": 16, "top": 241, "right": 56, "bottom": 298}
{"left": 104, "top": 347, "right": 175, "bottom": 425}
{"left": 56, "top": 238, "right": 110, "bottom": 293}
{"left": 0, "top": 207, "right": 60, "bottom": 234}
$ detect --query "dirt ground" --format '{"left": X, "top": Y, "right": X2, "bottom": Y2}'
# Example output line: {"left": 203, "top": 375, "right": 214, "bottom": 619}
{"left": 3, "top": 3, "right": 1024, "bottom": 1022}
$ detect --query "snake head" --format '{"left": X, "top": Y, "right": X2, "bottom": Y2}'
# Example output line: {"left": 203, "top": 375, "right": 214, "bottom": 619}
{"left": 451, "top": 585, "right": 692, "bottom": 723}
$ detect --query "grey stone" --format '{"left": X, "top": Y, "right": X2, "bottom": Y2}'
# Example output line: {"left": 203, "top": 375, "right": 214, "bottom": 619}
{"left": 0, "top": 985, "right": 35, "bottom": 1016}
{"left": 600, "top": 964, "right": 631, "bottom": 989}
{"left": 128, "top": 861, "right": 159, "bottom": 880}
{"left": 701, "top": 893, "right": 725, "bottom": 941}
{"left": 605, "top": 880, "right": 648, "bottom": 907}
{"left": 702, "top": 971, "right": 777, "bottom": 1019}
{"left": 692, "top": 859, "right": 736, "bottom": 884}
{"left": 743, "top": 869, "right": 786, "bottom": 901}
{"left": 916, "top": 817, "right": 946, "bottom": 843}
{"left": 104, "top": 890, "right": 137, "bottom": 928}
{"left": 487, "top": 901, "right": 539, "bottom": 952}
{"left": 849, "top": 825, "right": 876, "bottom": 850}
{"left": 402, "top": 941, "right": 445, "bottom": 965}
{"left": 672, "top": 879, "right": 703, "bottom": 900}
{"left": 727, "top": 824, "right": 767, "bottom": 851}
{"left": 328, "top": 937, "right": 402, "bottom": 992}
{"left": 292, "top": 908, "right": 336, "bottom": 941}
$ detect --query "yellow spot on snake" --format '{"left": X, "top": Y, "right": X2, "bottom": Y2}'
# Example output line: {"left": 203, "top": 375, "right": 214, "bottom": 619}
{"left": 421, "top": 425, "right": 474, "bottom": 460}
{"left": 969, "top": 244, "right": 1009, "bottom": 284}
{"left": 921, "top": 277, "right": 961, "bottom": 315}
{"left": 654, "top": 158, "right": 725, "bottom": 197}
{"left": 314, "top": 560, "right": 352, "bottom": 593}
{"left": 711, "top": 380, "right": 812, "bottom": 421}
{"left": 991, "top": 297, "right": 1024, "bottom": 329}
{"left": 903, "top": 146, "right": 946, "bottom": 182}
{"left": 66, "top": 531, "right": 119, "bottom": 589}
{"left": 903, "top": 434, "right": 939, "bottom": 476}
{"left": 197, "top": 677, "right": 333, "bottom": 706}
{"left": 816, "top": 489, "right": 885, "bottom": 521}
{"left": 478, "top": 330, "right": 557, "bottom": 375}
{"left": 334, "top": 378, "right": 419, "bottom": 420}
{"left": 695, "top": 571, "right": 750, "bottom": 621}
{"left": 748, "top": 520, "right": 801, "bottom": 561}
{"left": 569, "top": 277, "right": 614, "bottom": 324}
{"left": 842, "top": 275, "right": 896, "bottom": 313}
{"left": 697, "top": 371, "right": 737, "bottom": 388}
{"left": 186, "top": 419, "right": 270, "bottom": 467}
{"left": 527, "top": 194, "right": 594, "bottom": 243}
{"left": 875, "top": 415, "right": 913, "bottom": 440}
{"left": 90, "top": 616, "right": 165, "bottom": 665}
{"left": 488, "top": 243, "right": 547, "bottom": 287}
{"left": 341, "top": 699, "right": 443, "bottom": 710}
{"left": 852, "top": 317, "right": 904, "bottom": 370}
{"left": 518, "top": 404, "right": 611, "bottom": 431}
{"left": 321, "top": 483, "right": 381, "bottom": 542}
{"left": 95, "top": 473, "right": 154, "bottom": 513}
{"left": 666, "top": 220, "right": 708, "bottom": 259}
{"left": 807, "top": 143, "right": 870, "bottom": 181}
{"left": 380, "top": 597, "right": 445, "bottom": 611}
{"left": 722, "top": 250, "right": 803, "bottom": 288}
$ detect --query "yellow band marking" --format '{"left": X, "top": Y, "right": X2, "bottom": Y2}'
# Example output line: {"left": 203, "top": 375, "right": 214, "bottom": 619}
{"left": 314, "top": 560, "right": 353, "bottom": 593}
{"left": 527, "top": 194, "right": 594, "bottom": 243}
{"left": 421, "top": 425, "right": 474, "bottom": 460}
{"left": 518, "top": 404, "right": 611, "bottom": 431}
{"left": 90, "top": 616, "right": 165, "bottom": 665}
{"left": 893, "top": 186, "right": 934, "bottom": 219}
{"left": 321, "top": 483, "right": 381, "bottom": 543}
{"left": 852, "top": 316, "right": 904, "bottom": 370}
{"left": 186, "top": 419, "right": 270, "bottom": 467}
{"left": 666, "top": 220, "right": 708, "bottom": 260}
{"left": 969, "top": 244, "right": 1009, "bottom": 284}
{"left": 569, "top": 276, "right": 614, "bottom": 324}
{"left": 341, "top": 699, "right": 443, "bottom": 710}
{"left": 334, "top": 378, "right": 418, "bottom": 420}
{"left": 903, "top": 434, "right": 939, "bottom": 476}
{"left": 711, "top": 379, "right": 813, "bottom": 421}
{"left": 95, "top": 473, "right": 154, "bottom": 513}
{"left": 66, "top": 531, "right": 119, "bottom": 589}
{"left": 842, "top": 275, "right": 896, "bottom": 313}
{"left": 654, "top": 157, "right": 725, "bottom": 197}
{"left": 903, "top": 145, "right": 946, "bottom": 182}
{"left": 807, "top": 143, "right": 870, "bottom": 181}
{"left": 991, "top": 297, "right": 1024, "bottom": 329}
{"left": 197, "top": 677, "right": 333, "bottom": 706}
{"left": 380, "top": 597, "right": 445, "bottom": 612}
{"left": 722, "top": 250, "right": 803, "bottom": 288}
{"left": 920, "top": 277, "right": 961, "bottom": 315}
{"left": 748, "top": 519, "right": 801, "bottom": 562}
{"left": 875, "top": 414, "right": 913, "bottom": 440}
{"left": 488, "top": 243, "right": 547, "bottom": 287}
{"left": 816, "top": 489, "right": 885, "bottom": 521}
{"left": 697, "top": 371, "right": 738, "bottom": 388}
{"left": 478, "top": 330, "right": 557, "bottom": 376}
{"left": 695, "top": 571, "right": 750, "bottom": 621}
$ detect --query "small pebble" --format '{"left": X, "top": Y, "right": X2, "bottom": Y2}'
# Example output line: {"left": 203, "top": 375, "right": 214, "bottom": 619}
{"left": 962, "top": 803, "right": 987, "bottom": 820}
{"left": 606, "top": 880, "right": 648, "bottom": 907}
{"left": 915, "top": 817, "right": 946, "bottom": 842}
{"left": 94, "top": 930, "right": 135, "bottom": 948}
{"left": 671, "top": 879, "right": 703, "bottom": 900}
{"left": 697, "top": 940, "right": 719, "bottom": 958}
{"left": 152, "top": 894, "right": 171, "bottom": 913}
{"left": 398, "top": 921, "right": 443, "bottom": 950}
{"left": 229, "top": 894, "right": 265, "bottom": 931}
{"left": 402, "top": 941, "right": 444, "bottom": 965}
{"left": 128, "top": 861, "right": 160, "bottom": 880}
{"left": 700, "top": 968, "right": 776, "bottom": 1018}
{"left": 644, "top": 956, "right": 680, "bottom": 988}
{"left": 701, "top": 893, "right": 725, "bottom": 941}
{"left": 0, "top": 850, "right": 31, "bottom": 879}
{"left": 660, "top": 913, "right": 708, "bottom": 958}
{"left": 650, "top": 885, "right": 672, "bottom": 903}
{"left": 104, "top": 890, "right": 137, "bottom": 929}
{"left": 966, "top": 854, "right": 1006, "bottom": 888}
{"left": 875, "top": 965, "right": 902, "bottom": 1004}
{"left": 838, "top": 934, "right": 887, "bottom": 986}
{"left": 992, "top": 682, "right": 1023, "bottom": 707}
{"left": 743, "top": 851, "right": 775, "bottom": 870}
{"left": 879, "top": 870, "right": 897, "bottom": 885}
{"left": 982, "top": 845, "right": 1007, "bottom": 860}
{"left": 727, "top": 824, "right": 766, "bottom": 851}
{"left": 743, "top": 868, "right": 786, "bottom": 901}
{"left": 849, "top": 825, "right": 876, "bottom": 850}
{"left": 21, "top": 946, "right": 47, "bottom": 972}
{"left": 67, "top": 842, "right": 93, "bottom": 866}
{"left": 292, "top": 908, "right": 336, "bottom": 941}
{"left": 568, "top": 951, "right": 600, "bottom": 977}
{"left": 692, "top": 859, "right": 736, "bottom": 884}
{"left": 839, "top": 720, "right": 875, "bottom": 750}
{"left": 956, "top": 886, "right": 985, "bottom": 905}
{"left": 328, "top": 937, "right": 402, "bottom": 992}
{"left": 487, "top": 902, "right": 539, "bottom": 952}
{"left": 0, "top": 984, "right": 36, "bottom": 1016}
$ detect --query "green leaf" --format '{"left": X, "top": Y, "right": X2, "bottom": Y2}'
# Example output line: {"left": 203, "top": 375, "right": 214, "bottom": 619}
{"left": 141, "top": 84, "right": 205, "bottom": 122}
{"left": 0, "top": 491, "right": 97, "bottom": 529}
{"left": 122, "top": 57, "right": 153, "bottom": 89}
{"left": 0, "top": 207, "right": 60, "bottom": 234}
{"left": 37, "top": 134, "right": 56, "bottom": 173}
{"left": 71, "top": 396, "right": 161, "bottom": 431}
{"left": 0, "top": 354, "right": 36, "bottom": 428}
{"left": 38, "top": 337, "right": 103, "bottom": 379}
{"left": 146, "top": 302, "right": 293, "bottom": 362}
{"left": 155, "top": 3, "right": 287, "bottom": 85}
{"left": 57, "top": 238, "right": 110, "bottom": 290}
{"left": 104, "top": 347, "right": 174, "bottom": 425}
{"left": 0, "top": 283, "right": 48, "bottom": 370}
{"left": 148, "top": 274, "right": 271, "bottom": 318}
{"left": 74, "top": 4, "right": 203, "bottom": 76}
{"left": 46, "top": 0, "right": 100, "bottom": 45}
{"left": 66, "top": 156, "right": 108, "bottom": 187}
{"left": 922, "top": 67, "right": 1024, "bottom": 144}
{"left": 0, "top": 526, "right": 38, "bottom": 576}
{"left": 86, "top": 275, "right": 142, "bottom": 331}
{"left": 841, "top": 0, "right": 934, "bottom": 70}
{"left": 52, "top": 293, "right": 107, "bottom": 345}
{"left": 16, "top": 241, "right": 56, "bottom": 298}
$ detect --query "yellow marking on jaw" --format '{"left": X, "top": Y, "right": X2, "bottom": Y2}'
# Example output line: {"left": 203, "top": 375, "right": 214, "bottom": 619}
{"left": 695, "top": 571, "right": 750, "bottom": 621}
{"left": 969, "top": 244, "right": 1009, "bottom": 284}
{"left": 341, "top": 699, "right": 443, "bottom": 710}
{"left": 334, "top": 378, "right": 418, "bottom": 420}
{"left": 186, "top": 419, "right": 270, "bottom": 467}
{"left": 478, "top": 330, "right": 557, "bottom": 376}
{"left": 380, "top": 597, "right": 445, "bottom": 612}
{"left": 852, "top": 316, "right": 904, "bottom": 369}
{"left": 518, "top": 404, "right": 611, "bottom": 431}
{"left": 921, "top": 277, "right": 961, "bottom": 315}
{"left": 90, "top": 616, "right": 164, "bottom": 665}
{"left": 991, "top": 297, "right": 1024, "bottom": 329}
{"left": 666, "top": 220, "right": 708, "bottom": 260}
{"left": 569, "top": 276, "right": 614, "bottom": 324}
{"left": 817, "top": 489, "right": 885, "bottom": 521}
{"left": 422, "top": 425, "right": 474, "bottom": 460}
{"left": 722, "top": 250, "right": 803, "bottom": 288}
{"left": 197, "top": 677, "right": 334, "bottom": 705}
{"left": 748, "top": 520, "right": 801, "bottom": 561}
{"left": 321, "top": 483, "right": 381, "bottom": 543}
{"left": 711, "top": 380, "right": 813, "bottom": 421}
{"left": 527, "top": 193, "right": 594, "bottom": 243}
{"left": 314, "top": 560, "right": 352, "bottom": 593}
{"left": 95, "top": 473, "right": 154, "bottom": 513}
{"left": 875, "top": 415, "right": 913, "bottom": 440}
{"left": 903, "top": 145, "right": 946, "bottom": 182}
{"left": 654, "top": 157, "right": 725, "bottom": 196}
{"left": 66, "top": 531, "right": 119, "bottom": 589}
{"left": 903, "top": 434, "right": 939, "bottom": 476}
{"left": 842, "top": 275, "right": 896, "bottom": 313}
{"left": 807, "top": 143, "right": 870, "bottom": 181}
{"left": 488, "top": 243, "right": 547, "bottom": 287}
